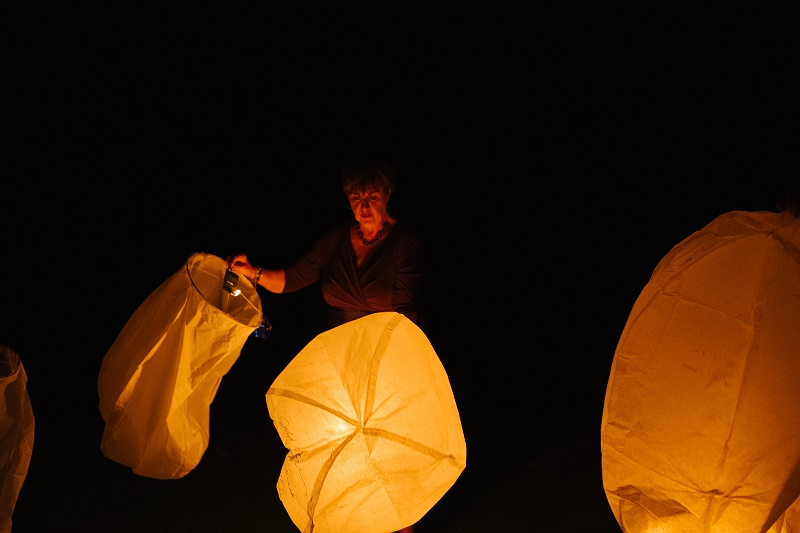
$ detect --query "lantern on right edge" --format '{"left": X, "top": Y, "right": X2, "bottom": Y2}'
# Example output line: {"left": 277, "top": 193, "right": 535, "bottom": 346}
{"left": 601, "top": 210, "right": 800, "bottom": 533}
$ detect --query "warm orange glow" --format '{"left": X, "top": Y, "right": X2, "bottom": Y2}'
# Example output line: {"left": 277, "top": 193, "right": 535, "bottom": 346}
{"left": 98, "top": 253, "right": 262, "bottom": 479}
{"left": 267, "top": 312, "right": 466, "bottom": 533}
{"left": 601, "top": 211, "right": 800, "bottom": 532}
{"left": 0, "top": 345, "right": 34, "bottom": 533}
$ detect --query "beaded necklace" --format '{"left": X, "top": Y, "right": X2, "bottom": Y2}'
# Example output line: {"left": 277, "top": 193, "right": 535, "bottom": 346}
{"left": 356, "top": 221, "right": 388, "bottom": 246}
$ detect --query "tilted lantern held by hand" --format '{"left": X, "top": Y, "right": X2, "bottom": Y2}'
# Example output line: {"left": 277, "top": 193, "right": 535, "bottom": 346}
{"left": 267, "top": 312, "right": 467, "bottom": 533}
{"left": 98, "top": 253, "right": 263, "bottom": 479}
{"left": 601, "top": 210, "right": 800, "bottom": 533}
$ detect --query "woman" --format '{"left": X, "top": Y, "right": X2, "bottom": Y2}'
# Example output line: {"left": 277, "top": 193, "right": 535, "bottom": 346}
{"left": 228, "top": 159, "right": 421, "bottom": 532}
{"left": 228, "top": 158, "right": 424, "bottom": 329}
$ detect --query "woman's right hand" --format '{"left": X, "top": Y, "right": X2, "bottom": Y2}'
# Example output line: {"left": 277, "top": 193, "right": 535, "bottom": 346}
{"left": 226, "top": 254, "right": 255, "bottom": 278}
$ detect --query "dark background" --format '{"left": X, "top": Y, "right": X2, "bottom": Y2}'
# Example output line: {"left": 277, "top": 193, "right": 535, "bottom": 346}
{"left": 2, "top": 5, "right": 798, "bottom": 532}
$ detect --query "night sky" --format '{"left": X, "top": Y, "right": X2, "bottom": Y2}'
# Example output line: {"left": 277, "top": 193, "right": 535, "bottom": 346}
{"left": 2, "top": 5, "right": 798, "bottom": 532}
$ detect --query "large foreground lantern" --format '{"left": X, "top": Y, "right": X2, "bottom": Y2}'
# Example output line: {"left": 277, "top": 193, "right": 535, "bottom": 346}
{"left": 267, "top": 312, "right": 466, "bottom": 533}
{"left": 98, "top": 253, "right": 262, "bottom": 479}
{"left": 601, "top": 210, "right": 800, "bottom": 532}
{"left": 0, "top": 344, "right": 34, "bottom": 533}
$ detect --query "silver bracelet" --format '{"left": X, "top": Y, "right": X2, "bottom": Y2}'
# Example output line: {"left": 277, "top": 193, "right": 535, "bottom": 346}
{"left": 252, "top": 267, "right": 263, "bottom": 286}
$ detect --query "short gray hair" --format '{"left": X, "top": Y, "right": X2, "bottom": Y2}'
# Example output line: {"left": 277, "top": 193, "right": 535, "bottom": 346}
{"left": 341, "top": 158, "right": 396, "bottom": 196}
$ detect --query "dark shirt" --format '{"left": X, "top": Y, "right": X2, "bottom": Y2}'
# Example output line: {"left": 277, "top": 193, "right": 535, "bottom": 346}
{"left": 283, "top": 220, "right": 424, "bottom": 327}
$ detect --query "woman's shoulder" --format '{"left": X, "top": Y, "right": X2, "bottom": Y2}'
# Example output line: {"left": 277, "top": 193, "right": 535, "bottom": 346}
{"left": 392, "top": 218, "right": 423, "bottom": 239}
{"left": 313, "top": 220, "right": 352, "bottom": 243}
{"left": 389, "top": 219, "right": 425, "bottom": 253}
{"left": 299, "top": 220, "right": 351, "bottom": 259}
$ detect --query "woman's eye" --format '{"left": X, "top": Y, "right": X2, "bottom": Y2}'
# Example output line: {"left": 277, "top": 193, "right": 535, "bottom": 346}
{"left": 349, "top": 193, "right": 382, "bottom": 202}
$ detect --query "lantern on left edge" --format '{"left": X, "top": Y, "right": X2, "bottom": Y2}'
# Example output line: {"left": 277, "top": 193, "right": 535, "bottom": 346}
{"left": 0, "top": 344, "right": 34, "bottom": 533}
{"left": 98, "top": 252, "right": 262, "bottom": 479}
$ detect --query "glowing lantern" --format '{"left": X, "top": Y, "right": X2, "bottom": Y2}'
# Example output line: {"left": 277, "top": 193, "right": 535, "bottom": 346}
{"left": 267, "top": 312, "right": 466, "bottom": 533}
{"left": 770, "top": 498, "right": 800, "bottom": 533}
{"left": 601, "top": 210, "right": 800, "bottom": 532}
{"left": 98, "top": 253, "right": 262, "bottom": 479}
{"left": 0, "top": 344, "right": 34, "bottom": 533}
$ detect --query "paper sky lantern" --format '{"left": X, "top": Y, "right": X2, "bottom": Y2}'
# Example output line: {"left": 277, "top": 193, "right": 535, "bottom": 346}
{"left": 267, "top": 312, "right": 466, "bottom": 533}
{"left": 98, "top": 253, "right": 262, "bottom": 479}
{"left": 601, "top": 210, "right": 800, "bottom": 532}
{"left": 0, "top": 344, "right": 34, "bottom": 533}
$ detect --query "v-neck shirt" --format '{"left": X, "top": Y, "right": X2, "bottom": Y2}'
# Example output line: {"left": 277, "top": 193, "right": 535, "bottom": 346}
{"left": 283, "top": 219, "right": 424, "bottom": 325}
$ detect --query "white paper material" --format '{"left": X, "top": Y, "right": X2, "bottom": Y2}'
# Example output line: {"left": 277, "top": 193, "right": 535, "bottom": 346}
{"left": 602, "top": 211, "right": 800, "bottom": 532}
{"left": 268, "top": 312, "right": 466, "bottom": 533}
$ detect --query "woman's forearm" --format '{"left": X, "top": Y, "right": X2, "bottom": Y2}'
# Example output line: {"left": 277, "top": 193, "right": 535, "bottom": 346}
{"left": 256, "top": 268, "right": 286, "bottom": 293}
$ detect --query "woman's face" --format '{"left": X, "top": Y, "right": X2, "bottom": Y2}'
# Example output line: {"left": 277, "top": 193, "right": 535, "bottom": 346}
{"left": 348, "top": 186, "right": 389, "bottom": 226}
